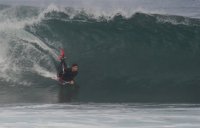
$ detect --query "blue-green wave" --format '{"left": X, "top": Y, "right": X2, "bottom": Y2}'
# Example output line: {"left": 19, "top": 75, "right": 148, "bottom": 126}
{"left": 1, "top": 5, "right": 200, "bottom": 103}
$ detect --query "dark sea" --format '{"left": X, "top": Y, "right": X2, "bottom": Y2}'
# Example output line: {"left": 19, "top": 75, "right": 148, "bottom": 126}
{"left": 0, "top": 0, "right": 199, "bottom": 127}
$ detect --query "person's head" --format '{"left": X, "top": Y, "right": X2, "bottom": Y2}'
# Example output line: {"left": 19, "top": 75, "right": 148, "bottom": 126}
{"left": 72, "top": 64, "right": 78, "bottom": 72}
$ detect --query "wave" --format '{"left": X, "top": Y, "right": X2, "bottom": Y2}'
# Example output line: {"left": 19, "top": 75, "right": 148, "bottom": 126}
{"left": 0, "top": 4, "right": 200, "bottom": 103}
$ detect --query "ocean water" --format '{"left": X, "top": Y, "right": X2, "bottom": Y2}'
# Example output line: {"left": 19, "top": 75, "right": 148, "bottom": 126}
{"left": 0, "top": 0, "right": 199, "bottom": 127}
{"left": 0, "top": 103, "right": 200, "bottom": 128}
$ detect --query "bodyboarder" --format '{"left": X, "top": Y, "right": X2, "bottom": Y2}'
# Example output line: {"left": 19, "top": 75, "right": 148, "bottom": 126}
{"left": 57, "top": 49, "right": 78, "bottom": 85}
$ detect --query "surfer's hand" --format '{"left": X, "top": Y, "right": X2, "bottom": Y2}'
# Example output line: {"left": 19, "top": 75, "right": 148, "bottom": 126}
{"left": 70, "top": 80, "right": 74, "bottom": 85}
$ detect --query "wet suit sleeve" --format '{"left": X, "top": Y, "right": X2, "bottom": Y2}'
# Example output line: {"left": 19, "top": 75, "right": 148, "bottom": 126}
{"left": 63, "top": 68, "right": 78, "bottom": 82}
{"left": 57, "top": 59, "right": 67, "bottom": 77}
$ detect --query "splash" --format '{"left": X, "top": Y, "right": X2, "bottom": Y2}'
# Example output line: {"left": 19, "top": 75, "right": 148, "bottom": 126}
{"left": 0, "top": 5, "right": 61, "bottom": 86}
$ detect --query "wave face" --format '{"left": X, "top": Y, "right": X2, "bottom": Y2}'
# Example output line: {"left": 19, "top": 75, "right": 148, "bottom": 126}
{"left": 0, "top": 5, "right": 200, "bottom": 103}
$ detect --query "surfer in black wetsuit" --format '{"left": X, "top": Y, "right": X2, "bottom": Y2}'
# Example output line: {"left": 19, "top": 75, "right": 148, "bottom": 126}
{"left": 57, "top": 60, "right": 78, "bottom": 85}
{"left": 57, "top": 49, "right": 78, "bottom": 85}
{"left": 63, "top": 63, "right": 78, "bottom": 84}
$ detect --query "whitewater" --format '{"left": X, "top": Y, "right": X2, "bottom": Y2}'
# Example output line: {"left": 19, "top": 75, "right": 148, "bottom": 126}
{"left": 0, "top": 0, "right": 199, "bottom": 127}
{"left": 0, "top": 103, "right": 200, "bottom": 128}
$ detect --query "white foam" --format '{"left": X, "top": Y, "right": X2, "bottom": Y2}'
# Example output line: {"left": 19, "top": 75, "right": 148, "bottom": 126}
{"left": 0, "top": 5, "right": 62, "bottom": 86}
{"left": 33, "top": 64, "right": 55, "bottom": 79}
{"left": 0, "top": 103, "right": 200, "bottom": 128}
{"left": 156, "top": 16, "right": 193, "bottom": 26}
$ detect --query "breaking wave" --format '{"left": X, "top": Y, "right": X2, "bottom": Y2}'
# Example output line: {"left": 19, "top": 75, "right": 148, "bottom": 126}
{"left": 0, "top": 4, "right": 200, "bottom": 103}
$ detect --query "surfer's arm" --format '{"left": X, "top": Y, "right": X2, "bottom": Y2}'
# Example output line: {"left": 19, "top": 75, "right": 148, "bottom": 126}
{"left": 69, "top": 73, "right": 78, "bottom": 85}
{"left": 61, "top": 59, "right": 67, "bottom": 70}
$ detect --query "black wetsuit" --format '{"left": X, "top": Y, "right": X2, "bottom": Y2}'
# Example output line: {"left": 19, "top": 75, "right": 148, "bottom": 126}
{"left": 63, "top": 68, "right": 78, "bottom": 82}
{"left": 57, "top": 59, "right": 78, "bottom": 82}
{"left": 57, "top": 59, "right": 67, "bottom": 78}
